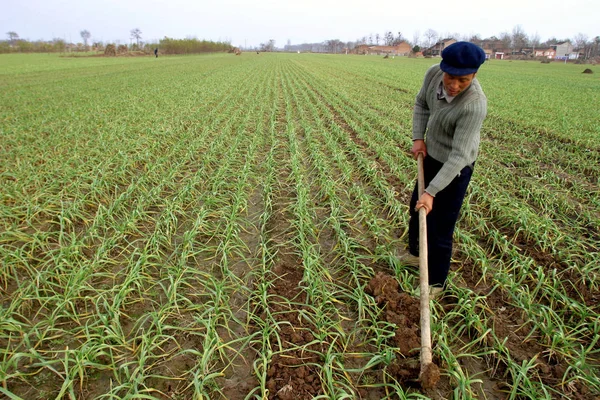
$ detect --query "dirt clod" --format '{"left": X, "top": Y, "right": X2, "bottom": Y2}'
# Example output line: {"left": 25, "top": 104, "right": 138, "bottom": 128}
{"left": 420, "top": 362, "right": 441, "bottom": 389}
{"left": 582, "top": 68, "right": 593, "bottom": 74}
{"left": 366, "top": 272, "right": 440, "bottom": 388}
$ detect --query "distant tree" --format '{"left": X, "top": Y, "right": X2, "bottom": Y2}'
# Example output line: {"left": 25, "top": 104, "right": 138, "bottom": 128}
{"left": 499, "top": 31, "right": 512, "bottom": 50}
{"left": 384, "top": 31, "right": 394, "bottom": 46}
{"left": 511, "top": 25, "right": 528, "bottom": 51}
{"left": 80, "top": 30, "right": 91, "bottom": 49}
{"left": 530, "top": 32, "right": 541, "bottom": 51}
{"left": 368, "top": 34, "right": 373, "bottom": 45}
{"left": 130, "top": 28, "right": 142, "bottom": 47}
{"left": 6, "top": 31, "right": 19, "bottom": 46}
{"left": 324, "top": 39, "right": 343, "bottom": 53}
{"left": 572, "top": 33, "right": 592, "bottom": 59}
{"left": 572, "top": 33, "right": 588, "bottom": 50}
{"left": 423, "top": 29, "right": 438, "bottom": 48}
{"left": 412, "top": 30, "right": 420, "bottom": 47}
{"left": 53, "top": 38, "right": 66, "bottom": 52}
{"left": 412, "top": 45, "right": 421, "bottom": 53}
{"left": 392, "top": 31, "right": 404, "bottom": 45}
{"left": 375, "top": 33, "right": 380, "bottom": 45}
{"left": 593, "top": 36, "right": 600, "bottom": 58}
{"left": 540, "top": 37, "right": 567, "bottom": 48}
{"left": 260, "top": 39, "right": 276, "bottom": 52}
{"left": 468, "top": 34, "right": 482, "bottom": 45}
{"left": 444, "top": 32, "right": 462, "bottom": 41}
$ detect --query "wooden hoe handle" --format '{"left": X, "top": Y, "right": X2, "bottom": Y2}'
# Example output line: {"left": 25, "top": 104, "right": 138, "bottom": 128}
{"left": 417, "top": 154, "right": 433, "bottom": 370}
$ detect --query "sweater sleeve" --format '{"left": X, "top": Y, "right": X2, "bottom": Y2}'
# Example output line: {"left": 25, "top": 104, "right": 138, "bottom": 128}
{"left": 412, "top": 66, "right": 437, "bottom": 140}
{"left": 426, "top": 99, "right": 487, "bottom": 196}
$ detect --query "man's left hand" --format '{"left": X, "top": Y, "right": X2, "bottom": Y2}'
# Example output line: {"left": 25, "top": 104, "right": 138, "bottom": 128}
{"left": 416, "top": 192, "right": 434, "bottom": 215}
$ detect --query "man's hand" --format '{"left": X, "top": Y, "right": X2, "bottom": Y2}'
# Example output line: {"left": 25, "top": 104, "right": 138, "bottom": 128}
{"left": 415, "top": 192, "right": 434, "bottom": 215}
{"left": 411, "top": 139, "right": 427, "bottom": 159}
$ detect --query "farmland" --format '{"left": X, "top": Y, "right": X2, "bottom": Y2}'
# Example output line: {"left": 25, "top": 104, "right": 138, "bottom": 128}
{"left": 0, "top": 52, "right": 599, "bottom": 399}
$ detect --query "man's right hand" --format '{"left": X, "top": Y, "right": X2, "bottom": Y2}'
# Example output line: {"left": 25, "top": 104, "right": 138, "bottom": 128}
{"left": 411, "top": 139, "right": 427, "bottom": 159}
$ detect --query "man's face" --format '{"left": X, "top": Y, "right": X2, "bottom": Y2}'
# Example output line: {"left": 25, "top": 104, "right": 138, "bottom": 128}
{"left": 442, "top": 72, "right": 476, "bottom": 97}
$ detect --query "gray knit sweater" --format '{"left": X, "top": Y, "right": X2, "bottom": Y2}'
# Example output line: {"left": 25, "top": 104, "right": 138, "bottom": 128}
{"left": 412, "top": 64, "right": 487, "bottom": 196}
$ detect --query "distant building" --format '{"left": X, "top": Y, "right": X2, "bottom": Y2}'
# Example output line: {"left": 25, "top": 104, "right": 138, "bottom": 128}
{"left": 555, "top": 42, "right": 577, "bottom": 59}
{"left": 423, "top": 38, "right": 456, "bottom": 56}
{"left": 535, "top": 48, "right": 557, "bottom": 59}
{"left": 474, "top": 37, "right": 507, "bottom": 59}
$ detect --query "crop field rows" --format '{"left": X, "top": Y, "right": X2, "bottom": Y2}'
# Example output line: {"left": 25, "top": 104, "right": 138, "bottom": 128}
{"left": 0, "top": 53, "right": 599, "bottom": 399}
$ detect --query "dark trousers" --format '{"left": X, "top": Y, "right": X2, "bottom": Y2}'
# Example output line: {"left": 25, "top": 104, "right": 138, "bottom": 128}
{"left": 408, "top": 156, "right": 473, "bottom": 287}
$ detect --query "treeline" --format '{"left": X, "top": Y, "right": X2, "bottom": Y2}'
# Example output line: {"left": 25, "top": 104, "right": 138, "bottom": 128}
{"left": 0, "top": 38, "right": 71, "bottom": 53}
{"left": 153, "top": 37, "right": 232, "bottom": 55}
{"left": 0, "top": 37, "right": 232, "bottom": 55}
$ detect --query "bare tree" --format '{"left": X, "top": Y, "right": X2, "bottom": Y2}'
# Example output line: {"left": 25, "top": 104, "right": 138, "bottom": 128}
{"left": 499, "top": 31, "right": 512, "bottom": 50}
{"left": 375, "top": 33, "right": 380, "bottom": 45}
{"left": 530, "top": 32, "right": 541, "bottom": 52}
{"left": 593, "top": 36, "right": 600, "bottom": 58}
{"left": 130, "top": 28, "right": 142, "bottom": 47}
{"left": 424, "top": 29, "right": 438, "bottom": 48}
{"left": 572, "top": 33, "right": 593, "bottom": 59}
{"left": 325, "top": 39, "right": 343, "bottom": 53}
{"left": 511, "top": 25, "right": 528, "bottom": 51}
{"left": 393, "top": 31, "right": 404, "bottom": 45}
{"left": 384, "top": 31, "right": 394, "bottom": 46}
{"left": 468, "top": 34, "right": 482, "bottom": 44}
{"left": 412, "top": 30, "right": 420, "bottom": 47}
{"left": 572, "top": 33, "right": 588, "bottom": 50}
{"left": 80, "top": 30, "right": 91, "bottom": 49}
{"left": 6, "top": 31, "right": 19, "bottom": 46}
{"left": 444, "top": 32, "right": 462, "bottom": 41}
{"left": 260, "top": 39, "right": 276, "bottom": 52}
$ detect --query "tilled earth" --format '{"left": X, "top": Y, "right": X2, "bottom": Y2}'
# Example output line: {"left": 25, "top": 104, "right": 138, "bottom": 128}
{"left": 365, "top": 271, "right": 440, "bottom": 389}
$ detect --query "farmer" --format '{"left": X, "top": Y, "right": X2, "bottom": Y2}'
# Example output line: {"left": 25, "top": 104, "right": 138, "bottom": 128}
{"left": 154, "top": 48, "right": 158, "bottom": 58}
{"left": 406, "top": 41, "right": 487, "bottom": 296}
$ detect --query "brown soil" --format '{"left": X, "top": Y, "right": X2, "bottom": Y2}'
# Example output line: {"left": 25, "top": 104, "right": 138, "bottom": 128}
{"left": 258, "top": 80, "right": 324, "bottom": 399}
{"left": 365, "top": 271, "right": 440, "bottom": 389}
{"left": 263, "top": 260, "right": 323, "bottom": 400}
{"left": 420, "top": 362, "right": 441, "bottom": 389}
{"left": 458, "top": 257, "right": 596, "bottom": 399}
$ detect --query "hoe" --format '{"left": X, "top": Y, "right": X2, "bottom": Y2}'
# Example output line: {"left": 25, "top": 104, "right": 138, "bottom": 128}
{"left": 417, "top": 153, "right": 440, "bottom": 389}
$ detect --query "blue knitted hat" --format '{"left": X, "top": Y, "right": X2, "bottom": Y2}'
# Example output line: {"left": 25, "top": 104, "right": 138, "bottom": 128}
{"left": 440, "top": 42, "right": 486, "bottom": 76}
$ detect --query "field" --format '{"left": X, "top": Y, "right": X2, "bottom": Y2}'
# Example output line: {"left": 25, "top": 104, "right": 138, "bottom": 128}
{"left": 1, "top": 52, "right": 599, "bottom": 399}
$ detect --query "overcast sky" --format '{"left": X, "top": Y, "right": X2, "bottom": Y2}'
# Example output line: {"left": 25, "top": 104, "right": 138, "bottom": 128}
{"left": 2, "top": 0, "right": 598, "bottom": 48}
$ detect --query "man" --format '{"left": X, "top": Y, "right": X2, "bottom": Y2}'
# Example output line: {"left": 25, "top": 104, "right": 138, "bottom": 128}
{"left": 407, "top": 41, "right": 487, "bottom": 296}
{"left": 154, "top": 48, "right": 158, "bottom": 58}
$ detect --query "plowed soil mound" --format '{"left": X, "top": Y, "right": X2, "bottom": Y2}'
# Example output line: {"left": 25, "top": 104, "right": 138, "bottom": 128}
{"left": 365, "top": 271, "right": 439, "bottom": 388}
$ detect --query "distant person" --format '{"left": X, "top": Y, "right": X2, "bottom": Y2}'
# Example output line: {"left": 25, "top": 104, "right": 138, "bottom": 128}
{"left": 154, "top": 48, "right": 158, "bottom": 58}
{"left": 405, "top": 42, "right": 487, "bottom": 297}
